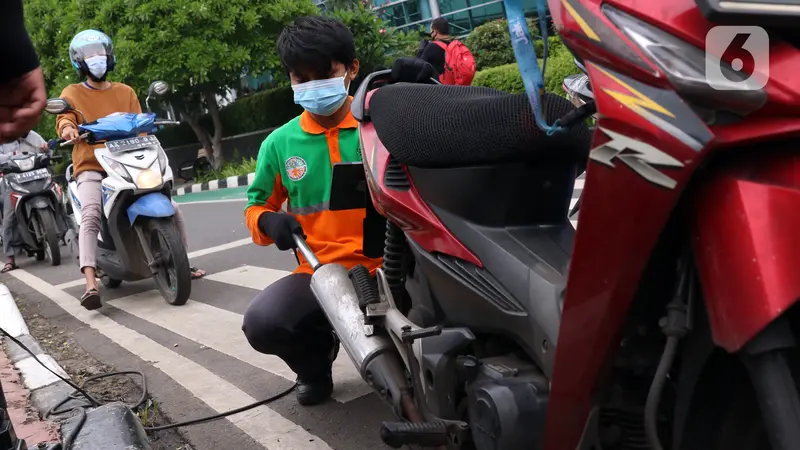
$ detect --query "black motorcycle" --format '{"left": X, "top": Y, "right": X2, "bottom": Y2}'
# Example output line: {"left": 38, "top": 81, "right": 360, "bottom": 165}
{"left": 0, "top": 151, "right": 67, "bottom": 265}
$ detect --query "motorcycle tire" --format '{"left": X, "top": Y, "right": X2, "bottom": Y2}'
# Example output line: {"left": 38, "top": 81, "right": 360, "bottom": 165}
{"left": 35, "top": 209, "right": 61, "bottom": 266}
{"left": 101, "top": 276, "right": 122, "bottom": 289}
{"left": 144, "top": 218, "right": 191, "bottom": 306}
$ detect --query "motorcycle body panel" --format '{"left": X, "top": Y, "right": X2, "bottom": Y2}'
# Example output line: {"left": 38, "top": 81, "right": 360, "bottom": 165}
{"left": 544, "top": 0, "right": 800, "bottom": 448}
{"left": 692, "top": 152, "right": 800, "bottom": 352}
{"left": 360, "top": 122, "right": 482, "bottom": 267}
{"left": 126, "top": 192, "right": 175, "bottom": 224}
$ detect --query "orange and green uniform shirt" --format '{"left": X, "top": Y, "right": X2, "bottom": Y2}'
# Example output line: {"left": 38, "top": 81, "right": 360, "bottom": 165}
{"left": 245, "top": 108, "right": 383, "bottom": 275}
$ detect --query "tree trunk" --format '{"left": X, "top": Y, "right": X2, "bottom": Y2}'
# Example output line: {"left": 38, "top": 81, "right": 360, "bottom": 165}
{"left": 173, "top": 101, "right": 213, "bottom": 164}
{"left": 203, "top": 90, "right": 224, "bottom": 170}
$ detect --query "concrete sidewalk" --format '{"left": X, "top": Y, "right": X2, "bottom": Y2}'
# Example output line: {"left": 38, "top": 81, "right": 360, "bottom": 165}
{"left": 0, "top": 283, "right": 152, "bottom": 450}
{"left": 0, "top": 348, "right": 60, "bottom": 447}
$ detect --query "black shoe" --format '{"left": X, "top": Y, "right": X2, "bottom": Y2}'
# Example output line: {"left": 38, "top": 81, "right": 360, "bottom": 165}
{"left": 296, "top": 373, "right": 333, "bottom": 406}
{"left": 295, "top": 332, "right": 340, "bottom": 406}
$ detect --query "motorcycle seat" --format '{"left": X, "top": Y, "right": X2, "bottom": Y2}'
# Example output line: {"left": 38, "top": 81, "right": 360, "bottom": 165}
{"left": 369, "top": 84, "right": 591, "bottom": 168}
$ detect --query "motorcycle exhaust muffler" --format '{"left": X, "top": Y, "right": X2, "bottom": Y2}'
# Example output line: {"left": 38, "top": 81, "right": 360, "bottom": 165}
{"left": 294, "top": 235, "right": 408, "bottom": 412}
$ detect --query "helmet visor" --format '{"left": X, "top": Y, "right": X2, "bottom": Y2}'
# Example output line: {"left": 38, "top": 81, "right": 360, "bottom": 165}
{"left": 72, "top": 42, "right": 109, "bottom": 62}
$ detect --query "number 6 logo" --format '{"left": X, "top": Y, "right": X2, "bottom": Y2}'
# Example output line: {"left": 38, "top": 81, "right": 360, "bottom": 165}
{"left": 705, "top": 26, "right": 769, "bottom": 91}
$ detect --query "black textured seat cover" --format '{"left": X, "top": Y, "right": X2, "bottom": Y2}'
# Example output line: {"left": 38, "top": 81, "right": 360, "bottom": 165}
{"left": 369, "top": 84, "right": 591, "bottom": 168}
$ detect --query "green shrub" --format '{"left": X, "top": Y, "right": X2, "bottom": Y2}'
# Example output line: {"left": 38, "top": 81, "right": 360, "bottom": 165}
{"left": 466, "top": 18, "right": 539, "bottom": 71}
{"left": 465, "top": 19, "right": 565, "bottom": 71}
{"left": 328, "top": 2, "right": 421, "bottom": 76}
{"left": 471, "top": 49, "right": 577, "bottom": 96}
{"left": 542, "top": 49, "right": 578, "bottom": 94}
{"left": 473, "top": 64, "right": 525, "bottom": 94}
{"left": 195, "top": 156, "right": 258, "bottom": 183}
{"left": 155, "top": 86, "right": 302, "bottom": 148}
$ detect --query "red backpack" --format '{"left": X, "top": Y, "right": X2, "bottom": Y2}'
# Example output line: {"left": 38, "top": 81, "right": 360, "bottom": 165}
{"left": 433, "top": 40, "right": 476, "bottom": 86}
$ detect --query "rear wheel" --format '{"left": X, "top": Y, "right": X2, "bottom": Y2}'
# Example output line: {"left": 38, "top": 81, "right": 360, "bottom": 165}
{"left": 35, "top": 209, "right": 61, "bottom": 266}
{"left": 144, "top": 218, "right": 191, "bottom": 305}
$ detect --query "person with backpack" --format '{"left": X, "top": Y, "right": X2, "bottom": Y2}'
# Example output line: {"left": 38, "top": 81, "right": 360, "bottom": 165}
{"left": 417, "top": 17, "right": 476, "bottom": 86}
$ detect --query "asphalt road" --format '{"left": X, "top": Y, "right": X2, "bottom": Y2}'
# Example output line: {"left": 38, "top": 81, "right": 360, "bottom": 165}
{"left": 1, "top": 176, "right": 583, "bottom": 450}
{"left": 2, "top": 193, "right": 395, "bottom": 450}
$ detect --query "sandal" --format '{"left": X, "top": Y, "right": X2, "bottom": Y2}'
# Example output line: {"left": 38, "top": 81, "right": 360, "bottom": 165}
{"left": 80, "top": 288, "right": 102, "bottom": 311}
{"left": 1, "top": 262, "right": 17, "bottom": 273}
{"left": 190, "top": 266, "right": 206, "bottom": 280}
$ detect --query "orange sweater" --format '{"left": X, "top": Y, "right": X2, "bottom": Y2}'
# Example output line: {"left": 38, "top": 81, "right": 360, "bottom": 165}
{"left": 56, "top": 82, "right": 141, "bottom": 177}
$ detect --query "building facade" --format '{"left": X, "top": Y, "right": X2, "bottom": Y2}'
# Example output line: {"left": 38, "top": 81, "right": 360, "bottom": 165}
{"left": 314, "top": 0, "right": 544, "bottom": 36}
{"left": 373, "top": 0, "right": 544, "bottom": 36}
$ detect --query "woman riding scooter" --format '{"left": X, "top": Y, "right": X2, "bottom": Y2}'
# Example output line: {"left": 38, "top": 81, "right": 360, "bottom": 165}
{"left": 56, "top": 29, "right": 205, "bottom": 310}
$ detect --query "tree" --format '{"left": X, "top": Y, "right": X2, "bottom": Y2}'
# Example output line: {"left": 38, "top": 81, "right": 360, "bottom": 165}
{"left": 25, "top": 0, "right": 318, "bottom": 168}
{"left": 326, "top": 1, "right": 422, "bottom": 79}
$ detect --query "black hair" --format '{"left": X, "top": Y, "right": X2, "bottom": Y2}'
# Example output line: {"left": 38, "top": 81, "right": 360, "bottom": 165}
{"left": 431, "top": 17, "right": 450, "bottom": 35}
{"left": 277, "top": 16, "right": 356, "bottom": 79}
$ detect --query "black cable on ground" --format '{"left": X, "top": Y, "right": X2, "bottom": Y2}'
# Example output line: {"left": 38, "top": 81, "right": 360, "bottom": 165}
{"left": 1, "top": 326, "right": 297, "bottom": 449}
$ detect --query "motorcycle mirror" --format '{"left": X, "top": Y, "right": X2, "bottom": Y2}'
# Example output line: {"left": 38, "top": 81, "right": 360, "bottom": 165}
{"left": 574, "top": 57, "right": 588, "bottom": 74}
{"left": 148, "top": 81, "right": 170, "bottom": 96}
{"left": 44, "top": 98, "right": 73, "bottom": 115}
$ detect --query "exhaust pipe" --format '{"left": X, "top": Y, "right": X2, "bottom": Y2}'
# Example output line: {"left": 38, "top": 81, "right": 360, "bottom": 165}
{"left": 296, "top": 236, "right": 408, "bottom": 412}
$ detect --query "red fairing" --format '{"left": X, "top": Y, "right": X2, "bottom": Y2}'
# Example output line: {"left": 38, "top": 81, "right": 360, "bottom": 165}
{"left": 543, "top": 61, "right": 704, "bottom": 450}
{"left": 359, "top": 94, "right": 481, "bottom": 267}
{"left": 692, "top": 155, "right": 800, "bottom": 352}
{"left": 545, "top": 0, "right": 800, "bottom": 447}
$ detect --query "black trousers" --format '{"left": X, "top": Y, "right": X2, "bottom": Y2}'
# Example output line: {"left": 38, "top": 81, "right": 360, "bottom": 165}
{"left": 241, "top": 273, "right": 335, "bottom": 379}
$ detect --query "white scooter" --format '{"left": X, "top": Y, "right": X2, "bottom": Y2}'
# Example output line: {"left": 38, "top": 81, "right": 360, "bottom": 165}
{"left": 44, "top": 81, "right": 191, "bottom": 305}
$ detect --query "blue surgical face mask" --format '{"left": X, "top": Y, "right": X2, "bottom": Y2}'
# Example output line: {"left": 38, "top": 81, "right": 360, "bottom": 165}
{"left": 292, "top": 75, "right": 350, "bottom": 116}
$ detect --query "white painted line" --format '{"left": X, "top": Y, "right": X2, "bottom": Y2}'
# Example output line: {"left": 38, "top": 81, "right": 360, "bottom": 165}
{"left": 0, "top": 283, "right": 29, "bottom": 337}
{"left": 246, "top": 173, "right": 255, "bottom": 185}
{"left": 108, "top": 289, "right": 369, "bottom": 403}
{"left": 206, "top": 266, "right": 290, "bottom": 291}
{"left": 55, "top": 238, "right": 254, "bottom": 293}
{"left": 177, "top": 198, "right": 248, "bottom": 205}
{"left": 9, "top": 269, "right": 332, "bottom": 450}
{"left": 191, "top": 184, "right": 202, "bottom": 194}
{"left": 208, "top": 179, "right": 219, "bottom": 191}
{"left": 15, "top": 354, "right": 70, "bottom": 390}
{"left": 54, "top": 278, "right": 93, "bottom": 290}
{"left": 226, "top": 176, "right": 239, "bottom": 188}
{"left": 187, "top": 237, "right": 252, "bottom": 259}
{"left": 177, "top": 187, "right": 186, "bottom": 196}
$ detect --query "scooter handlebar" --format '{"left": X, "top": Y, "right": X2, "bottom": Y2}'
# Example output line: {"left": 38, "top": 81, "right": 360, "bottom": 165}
{"left": 293, "top": 234, "right": 321, "bottom": 271}
{"left": 60, "top": 133, "right": 90, "bottom": 148}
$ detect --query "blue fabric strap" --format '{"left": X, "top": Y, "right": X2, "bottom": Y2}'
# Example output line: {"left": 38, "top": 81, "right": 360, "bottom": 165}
{"left": 504, "top": 0, "right": 564, "bottom": 135}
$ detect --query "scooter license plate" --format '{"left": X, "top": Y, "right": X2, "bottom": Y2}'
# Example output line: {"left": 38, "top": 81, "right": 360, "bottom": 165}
{"left": 14, "top": 168, "right": 49, "bottom": 183}
{"left": 105, "top": 135, "right": 160, "bottom": 153}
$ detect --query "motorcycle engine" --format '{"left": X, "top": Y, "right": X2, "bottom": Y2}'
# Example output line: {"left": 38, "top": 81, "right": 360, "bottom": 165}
{"left": 467, "top": 355, "right": 549, "bottom": 450}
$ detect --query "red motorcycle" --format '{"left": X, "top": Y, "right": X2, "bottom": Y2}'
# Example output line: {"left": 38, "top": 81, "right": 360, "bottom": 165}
{"left": 294, "top": 0, "right": 800, "bottom": 448}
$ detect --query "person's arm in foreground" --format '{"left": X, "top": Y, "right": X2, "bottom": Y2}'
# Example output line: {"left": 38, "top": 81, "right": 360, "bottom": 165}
{"left": 0, "top": 0, "right": 46, "bottom": 143}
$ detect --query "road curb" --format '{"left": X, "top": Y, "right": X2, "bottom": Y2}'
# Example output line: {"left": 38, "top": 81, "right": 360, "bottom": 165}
{"left": 0, "top": 283, "right": 71, "bottom": 412}
{"left": 0, "top": 283, "right": 151, "bottom": 450}
{"left": 173, "top": 172, "right": 255, "bottom": 197}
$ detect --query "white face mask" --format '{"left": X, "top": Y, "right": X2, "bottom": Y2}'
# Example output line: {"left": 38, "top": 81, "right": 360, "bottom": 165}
{"left": 85, "top": 55, "right": 108, "bottom": 79}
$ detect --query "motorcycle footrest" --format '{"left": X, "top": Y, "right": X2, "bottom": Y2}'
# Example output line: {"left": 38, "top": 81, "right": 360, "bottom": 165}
{"left": 380, "top": 420, "right": 448, "bottom": 448}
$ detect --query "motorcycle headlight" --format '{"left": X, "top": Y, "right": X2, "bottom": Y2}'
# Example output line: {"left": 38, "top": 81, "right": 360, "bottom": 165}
{"left": 157, "top": 149, "right": 168, "bottom": 175}
{"left": 102, "top": 156, "right": 133, "bottom": 183}
{"left": 603, "top": 5, "right": 767, "bottom": 117}
{"left": 136, "top": 168, "right": 163, "bottom": 190}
